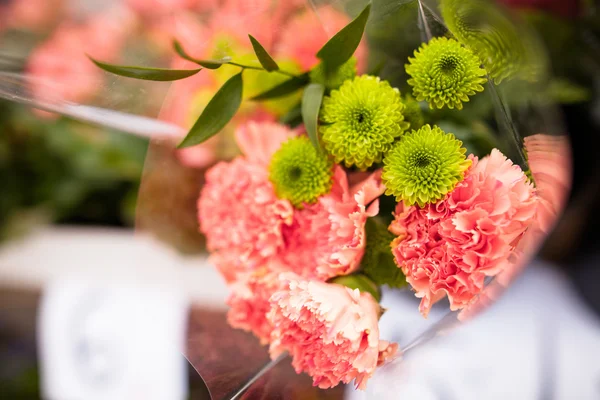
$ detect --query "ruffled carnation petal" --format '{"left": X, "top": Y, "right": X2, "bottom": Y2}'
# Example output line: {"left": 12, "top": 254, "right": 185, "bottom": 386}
{"left": 227, "top": 268, "right": 283, "bottom": 344}
{"left": 268, "top": 273, "right": 398, "bottom": 390}
{"left": 198, "top": 158, "right": 294, "bottom": 282}
{"left": 279, "top": 168, "right": 385, "bottom": 280}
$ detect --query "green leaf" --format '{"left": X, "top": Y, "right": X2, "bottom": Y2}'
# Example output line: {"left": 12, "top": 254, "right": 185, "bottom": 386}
{"left": 178, "top": 73, "right": 244, "bottom": 148}
{"left": 172, "top": 40, "right": 231, "bottom": 69}
{"left": 90, "top": 57, "right": 201, "bottom": 81}
{"left": 316, "top": 3, "right": 371, "bottom": 73}
{"left": 301, "top": 83, "right": 325, "bottom": 152}
{"left": 248, "top": 35, "right": 279, "bottom": 72}
{"left": 251, "top": 73, "right": 309, "bottom": 100}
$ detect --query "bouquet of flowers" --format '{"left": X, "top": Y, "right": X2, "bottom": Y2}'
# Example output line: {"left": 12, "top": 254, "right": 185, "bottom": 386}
{"left": 85, "top": 0, "right": 569, "bottom": 392}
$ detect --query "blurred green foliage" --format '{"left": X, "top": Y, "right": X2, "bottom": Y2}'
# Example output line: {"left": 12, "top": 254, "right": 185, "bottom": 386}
{"left": 0, "top": 100, "right": 148, "bottom": 240}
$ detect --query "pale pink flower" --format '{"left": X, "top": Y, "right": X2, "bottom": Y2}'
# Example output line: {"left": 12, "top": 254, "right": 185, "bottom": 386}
{"left": 126, "top": 0, "right": 199, "bottom": 16}
{"left": 27, "top": 36, "right": 102, "bottom": 108}
{"left": 197, "top": 122, "right": 296, "bottom": 281}
{"left": 275, "top": 6, "right": 368, "bottom": 71}
{"left": 84, "top": 7, "right": 138, "bottom": 60}
{"left": 27, "top": 6, "right": 135, "bottom": 107}
{"left": 268, "top": 273, "right": 398, "bottom": 390}
{"left": 146, "top": 12, "right": 210, "bottom": 58}
{"left": 193, "top": 0, "right": 222, "bottom": 14}
{"left": 1, "top": 0, "right": 64, "bottom": 32}
{"left": 226, "top": 268, "right": 283, "bottom": 344}
{"left": 208, "top": 0, "right": 280, "bottom": 53}
{"left": 279, "top": 168, "right": 385, "bottom": 280}
{"left": 391, "top": 149, "right": 538, "bottom": 316}
{"left": 273, "top": 0, "right": 308, "bottom": 21}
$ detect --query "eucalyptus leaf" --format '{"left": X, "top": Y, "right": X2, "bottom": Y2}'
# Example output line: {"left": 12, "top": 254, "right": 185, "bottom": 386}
{"left": 172, "top": 40, "right": 231, "bottom": 69}
{"left": 301, "top": 83, "right": 325, "bottom": 152}
{"left": 89, "top": 57, "right": 201, "bottom": 81}
{"left": 248, "top": 35, "right": 279, "bottom": 72}
{"left": 316, "top": 3, "right": 371, "bottom": 73}
{"left": 178, "top": 73, "right": 244, "bottom": 148}
{"left": 251, "top": 73, "right": 309, "bottom": 100}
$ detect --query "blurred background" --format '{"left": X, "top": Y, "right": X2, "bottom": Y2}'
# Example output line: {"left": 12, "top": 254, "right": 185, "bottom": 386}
{"left": 0, "top": 0, "right": 599, "bottom": 398}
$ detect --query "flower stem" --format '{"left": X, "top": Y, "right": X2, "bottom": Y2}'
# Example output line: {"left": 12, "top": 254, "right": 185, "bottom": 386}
{"left": 229, "top": 61, "right": 297, "bottom": 78}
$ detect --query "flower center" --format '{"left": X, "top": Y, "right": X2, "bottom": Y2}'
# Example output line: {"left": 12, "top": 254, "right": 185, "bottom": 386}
{"left": 356, "top": 112, "right": 365, "bottom": 124}
{"left": 349, "top": 108, "right": 372, "bottom": 134}
{"left": 439, "top": 54, "right": 459, "bottom": 73}
{"left": 289, "top": 166, "right": 303, "bottom": 181}
{"left": 412, "top": 151, "right": 432, "bottom": 168}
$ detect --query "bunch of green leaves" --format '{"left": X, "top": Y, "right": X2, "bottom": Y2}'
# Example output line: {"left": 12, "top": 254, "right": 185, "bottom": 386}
{"left": 91, "top": 3, "right": 373, "bottom": 154}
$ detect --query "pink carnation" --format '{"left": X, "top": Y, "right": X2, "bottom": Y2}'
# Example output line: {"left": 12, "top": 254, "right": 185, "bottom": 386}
{"left": 279, "top": 168, "right": 385, "bottom": 280}
{"left": 391, "top": 149, "right": 538, "bottom": 316}
{"left": 268, "top": 273, "right": 398, "bottom": 390}
{"left": 197, "top": 122, "right": 296, "bottom": 282}
{"left": 227, "top": 268, "right": 283, "bottom": 344}
{"left": 457, "top": 135, "right": 572, "bottom": 322}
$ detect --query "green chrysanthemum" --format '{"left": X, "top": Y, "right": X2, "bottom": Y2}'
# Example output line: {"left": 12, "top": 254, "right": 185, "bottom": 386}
{"left": 362, "top": 218, "right": 407, "bottom": 289}
{"left": 320, "top": 75, "right": 410, "bottom": 170}
{"left": 310, "top": 58, "right": 357, "bottom": 90}
{"left": 269, "top": 136, "right": 333, "bottom": 208}
{"left": 440, "top": 0, "right": 546, "bottom": 83}
{"left": 382, "top": 124, "right": 472, "bottom": 207}
{"left": 402, "top": 95, "right": 425, "bottom": 130}
{"left": 406, "top": 37, "right": 487, "bottom": 110}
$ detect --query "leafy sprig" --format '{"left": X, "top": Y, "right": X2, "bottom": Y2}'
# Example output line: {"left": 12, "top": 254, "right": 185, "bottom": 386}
{"left": 90, "top": 2, "right": 373, "bottom": 149}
